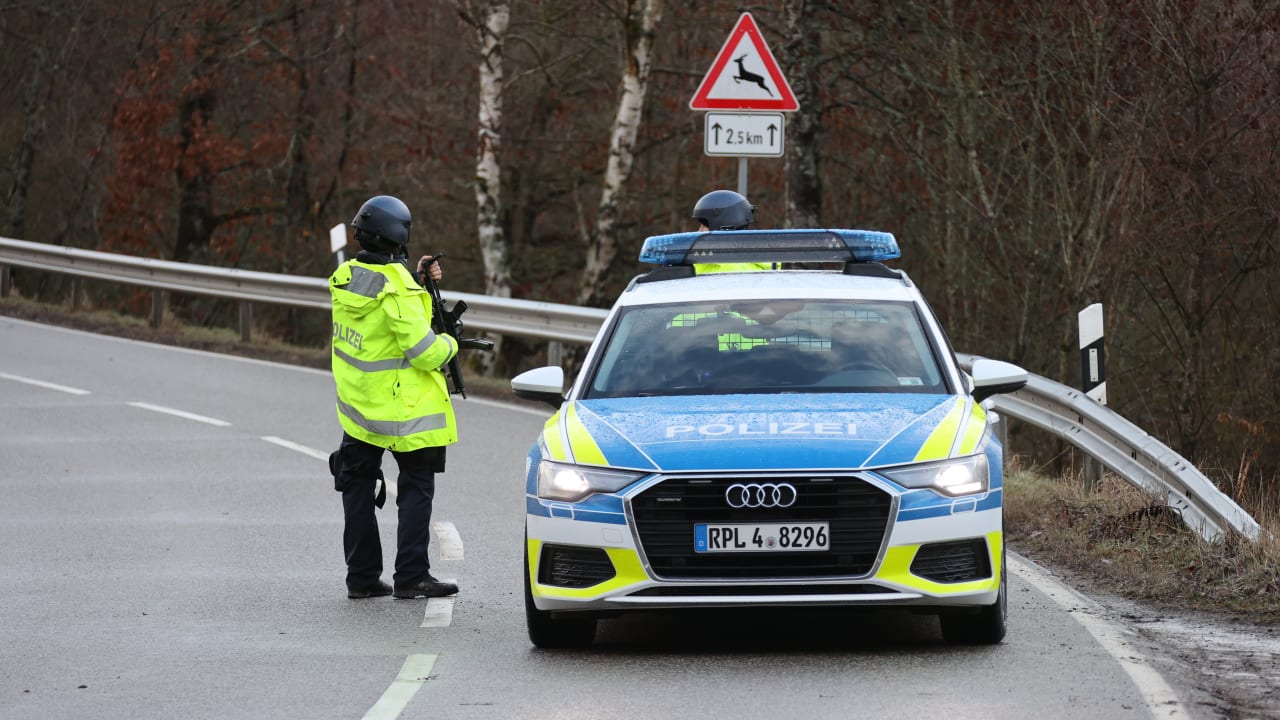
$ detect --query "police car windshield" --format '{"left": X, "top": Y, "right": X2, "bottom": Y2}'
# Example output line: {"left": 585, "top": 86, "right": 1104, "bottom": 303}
{"left": 585, "top": 299, "right": 947, "bottom": 398}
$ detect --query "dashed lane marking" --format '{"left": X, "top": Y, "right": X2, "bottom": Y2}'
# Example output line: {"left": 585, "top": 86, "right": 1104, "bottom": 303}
{"left": 260, "top": 435, "right": 329, "bottom": 461}
{"left": 361, "top": 653, "right": 437, "bottom": 720}
{"left": 127, "top": 401, "right": 231, "bottom": 426}
{"left": 257, "top": 435, "right": 462, "bottom": 635}
{"left": 258, "top": 435, "right": 462, "bottom": 629}
{"left": 0, "top": 372, "right": 91, "bottom": 395}
{"left": 420, "top": 586, "right": 458, "bottom": 628}
{"left": 432, "top": 521, "right": 464, "bottom": 561}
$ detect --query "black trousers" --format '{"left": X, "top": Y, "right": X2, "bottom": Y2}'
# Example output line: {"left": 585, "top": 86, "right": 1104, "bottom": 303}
{"left": 333, "top": 433, "right": 444, "bottom": 588}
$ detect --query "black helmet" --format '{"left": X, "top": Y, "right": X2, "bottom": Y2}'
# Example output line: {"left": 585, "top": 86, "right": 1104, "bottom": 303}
{"left": 692, "top": 190, "right": 755, "bottom": 230}
{"left": 351, "top": 195, "right": 411, "bottom": 252}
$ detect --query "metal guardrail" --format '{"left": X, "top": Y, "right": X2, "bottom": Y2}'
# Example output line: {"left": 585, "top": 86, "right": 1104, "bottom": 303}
{"left": 1, "top": 236, "right": 1259, "bottom": 541}
{"left": 957, "top": 354, "right": 1261, "bottom": 542}
{"left": 0, "top": 236, "right": 609, "bottom": 344}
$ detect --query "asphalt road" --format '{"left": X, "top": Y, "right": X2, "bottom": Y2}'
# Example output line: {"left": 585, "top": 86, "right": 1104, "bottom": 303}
{"left": 0, "top": 317, "right": 1202, "bottom": 719}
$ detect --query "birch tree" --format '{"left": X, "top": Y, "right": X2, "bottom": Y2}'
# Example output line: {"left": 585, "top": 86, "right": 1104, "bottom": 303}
{"left": 577, "top": 0, "right": 663, "bottom": 308}
{"left": 458, "top": 0, "right": 510, "bottom": 370}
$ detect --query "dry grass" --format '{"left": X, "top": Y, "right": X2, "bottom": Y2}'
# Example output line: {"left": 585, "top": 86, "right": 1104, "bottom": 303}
{"left": 1004, "top": 465, "right": 1280, "bottom": 624}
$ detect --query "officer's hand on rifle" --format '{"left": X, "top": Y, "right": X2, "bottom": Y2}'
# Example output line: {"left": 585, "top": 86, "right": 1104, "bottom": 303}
{"left": 416, "top": 253, "right": 494, "bottom": 399}
{"left": 417, "top": 255, "right": 443, "bottom": 282}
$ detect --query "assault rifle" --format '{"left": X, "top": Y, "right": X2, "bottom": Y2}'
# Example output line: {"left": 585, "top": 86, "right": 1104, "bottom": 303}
{"left": 418, "top": 253, "right": 494, "bottom": 398}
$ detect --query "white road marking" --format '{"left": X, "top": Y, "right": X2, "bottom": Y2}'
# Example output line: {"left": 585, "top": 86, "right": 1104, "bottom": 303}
{"left": 361, "top": 653, "right": 437, "bottom": 720}
{"left": 432, "top": 521, "right": 464, "bottom": 561}
{"left": 260, "top": 435, "right": 329, "bottom": 461}
{"left": 259, "top": 429, "right": 469, "bottom": 637}
{"left": 126, "top": 401, "right": 231, "bottom": 426}
{"left": 0, "top": 372, "right": 91, "bottom": 395}
{"left": 1009, "top": 553, "right": 1190, "bottom": 718}
{"left": 420, "top": 589, "right": 458, "bottom": 629}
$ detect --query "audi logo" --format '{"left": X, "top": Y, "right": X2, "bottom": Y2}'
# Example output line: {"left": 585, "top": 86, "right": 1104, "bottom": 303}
{"left": 725, "top": 482, "right": 798, "bottom": 509}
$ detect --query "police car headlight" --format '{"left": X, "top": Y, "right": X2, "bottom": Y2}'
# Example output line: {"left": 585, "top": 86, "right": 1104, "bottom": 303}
{"left": 536, "top": 461, "right": 645, "bottom": 502}
{"left": 881, "top": 454, "right": 989, "bottom": 497}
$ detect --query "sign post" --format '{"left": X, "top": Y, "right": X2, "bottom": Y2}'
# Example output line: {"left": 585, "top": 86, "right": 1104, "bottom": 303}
{"left": 690, "top": 13, "right": 798, "bottom": 199}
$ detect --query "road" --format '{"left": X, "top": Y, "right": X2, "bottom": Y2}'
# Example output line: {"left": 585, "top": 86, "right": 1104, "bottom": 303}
{"left": 0, "top": 317, "right": 1201, "bottom": 719}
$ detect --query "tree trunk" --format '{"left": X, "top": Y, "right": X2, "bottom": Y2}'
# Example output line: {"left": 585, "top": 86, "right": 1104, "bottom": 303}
{"left": 783, "top": 1, "right": 822, "bottom": 228}
{"left": 470, "top": 1, "right": 511, "bottom": 373}
{"left": 174, "top": 79, "right": 218, "bottom": 265}
{"left": 577, "top": 0, "right": 663, "bottom": 308}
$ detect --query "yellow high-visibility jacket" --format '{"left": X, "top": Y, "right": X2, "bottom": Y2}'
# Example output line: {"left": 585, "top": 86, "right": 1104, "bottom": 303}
{"left": 329, "top": 259, "right": 459, "bottom": 450}
{"left": 693, "top": 262, "right": 773, "bottom": 274}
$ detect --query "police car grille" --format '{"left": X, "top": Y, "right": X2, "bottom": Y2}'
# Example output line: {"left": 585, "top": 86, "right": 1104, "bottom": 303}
{"left": 631, "top": 476, "right": 892, "bottom": 579}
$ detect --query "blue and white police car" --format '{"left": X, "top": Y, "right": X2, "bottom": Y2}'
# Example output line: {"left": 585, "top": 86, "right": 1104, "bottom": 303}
{"left": 511, "top": 229, "right": 1028, "bottom": 648}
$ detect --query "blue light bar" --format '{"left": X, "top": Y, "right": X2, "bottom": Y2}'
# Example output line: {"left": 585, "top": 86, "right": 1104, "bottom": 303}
{"left": 637, "top": 229, "right": 900, "bottom": 266}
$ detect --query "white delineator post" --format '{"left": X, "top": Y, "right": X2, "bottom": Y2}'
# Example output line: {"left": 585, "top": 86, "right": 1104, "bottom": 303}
{"left": 329, "top": 223, "right": 348, "bottom": 267}
{"left": 1079, "top": 303, "right": 1106, "bottom": 489}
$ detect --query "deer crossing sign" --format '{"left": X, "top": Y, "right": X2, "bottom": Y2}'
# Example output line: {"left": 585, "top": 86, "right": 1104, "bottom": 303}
{"left": 689, "top": 12, "right": 798, "bottom": 112}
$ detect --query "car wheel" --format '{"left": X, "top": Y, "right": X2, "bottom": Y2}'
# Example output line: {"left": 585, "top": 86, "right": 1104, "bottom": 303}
{"left": 940, "top": 545, "right": 1007, "bottom": 645}
{"left": 524, "top": 542, "right": 597, "bottom": 649}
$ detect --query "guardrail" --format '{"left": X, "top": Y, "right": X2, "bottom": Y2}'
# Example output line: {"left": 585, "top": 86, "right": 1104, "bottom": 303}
{"left": 957, "top": 354, "right": 1261, "bottom": 542}
{"left": 1, "top": 236, "right": 1259, "bottom": 541}
{"left": 0, "top": 236, "right": 609, "bottom": 344}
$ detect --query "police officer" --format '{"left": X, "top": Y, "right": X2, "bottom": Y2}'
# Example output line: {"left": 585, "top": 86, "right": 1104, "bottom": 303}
{"left": 691, "top": 190, "right": 771, "bottom": 273}
{"left": 328, "top": 195, "right": 460, "bottom": 600}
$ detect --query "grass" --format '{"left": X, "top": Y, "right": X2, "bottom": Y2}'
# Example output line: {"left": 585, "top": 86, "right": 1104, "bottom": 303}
{"left": 1004, "top": 465, "right": 1280, "bottom": 623}
{"left": 4, "top": 293, "right": 1278, "bottom": 624}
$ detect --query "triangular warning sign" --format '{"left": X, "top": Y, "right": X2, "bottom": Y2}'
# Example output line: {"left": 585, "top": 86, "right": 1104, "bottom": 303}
{"left": 689, "top": 13, "right": 798, "bottom": 112}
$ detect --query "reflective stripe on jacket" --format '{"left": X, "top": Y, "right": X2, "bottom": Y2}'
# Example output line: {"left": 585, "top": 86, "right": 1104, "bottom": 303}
{"left": 330, "top": 259, "right": 459, "bottom": 450}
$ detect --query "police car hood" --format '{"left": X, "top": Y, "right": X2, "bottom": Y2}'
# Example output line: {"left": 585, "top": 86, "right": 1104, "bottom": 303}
{"left": 558, "top": 394, "right": 971, "bottom": 472}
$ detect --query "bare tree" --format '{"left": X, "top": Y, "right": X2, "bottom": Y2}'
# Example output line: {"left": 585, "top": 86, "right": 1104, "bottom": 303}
{"left": 1, "top": 2, "right": 88, "bottom": 240}
{"left": 577, "top": 0, "right": 663, "bottom": 308}
{"left": 457, "top": 0, "right": 511, "bottom": 370}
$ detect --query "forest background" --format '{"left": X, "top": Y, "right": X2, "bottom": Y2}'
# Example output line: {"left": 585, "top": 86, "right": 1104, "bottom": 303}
{"left": 2, "top": 0, "right": 1278, "bottom": 508}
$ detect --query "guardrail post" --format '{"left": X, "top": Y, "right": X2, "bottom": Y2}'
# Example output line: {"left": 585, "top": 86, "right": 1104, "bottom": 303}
{"left": 547, "top": 341, "right": 563, "bottom": 369}
{"left": 71, "top": 278, "right": 84, "bottom": 311}
{"left": 0, "top": 264, "right": 10, "bottom": 298}
{"left": 150, "top": 289, "right": 164, "bottom": 328}
{"left": 238, "top": 302, "right": 253, "bottom": 342}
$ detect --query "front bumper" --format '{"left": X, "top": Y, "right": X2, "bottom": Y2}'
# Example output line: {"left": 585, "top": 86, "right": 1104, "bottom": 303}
{"left": 526, "top": 476, "right": 1003, "bottom": 613}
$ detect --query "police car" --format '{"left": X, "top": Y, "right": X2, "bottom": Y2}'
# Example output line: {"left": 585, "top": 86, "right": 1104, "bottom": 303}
{"left": 511, "top": 229, "right": 1027, "bottom": 648}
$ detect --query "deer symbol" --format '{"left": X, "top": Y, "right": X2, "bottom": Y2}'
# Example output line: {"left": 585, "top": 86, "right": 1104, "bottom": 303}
{"left": 733, "top": 54, "right": 773, "bottom": 97}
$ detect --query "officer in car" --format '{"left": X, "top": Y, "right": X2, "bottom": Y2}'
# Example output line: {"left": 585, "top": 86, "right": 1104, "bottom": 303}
{"left": 691, "top": 189, "right": 772, "bottom": 273}
{"left": 328, "top": 195, "right": 461, "bottom": 600}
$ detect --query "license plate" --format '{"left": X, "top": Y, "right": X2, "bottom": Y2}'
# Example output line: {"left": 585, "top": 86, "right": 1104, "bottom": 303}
{"left": 693, "top": 522, "right": 830, "bottom": 553}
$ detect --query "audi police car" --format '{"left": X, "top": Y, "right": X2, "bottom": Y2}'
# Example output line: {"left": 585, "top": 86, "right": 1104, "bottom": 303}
{"left": 511, "top": 229, "right": 1028, "bottom": 648}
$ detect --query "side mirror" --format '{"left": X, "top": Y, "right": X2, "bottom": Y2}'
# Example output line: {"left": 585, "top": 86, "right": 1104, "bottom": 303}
{"left": 970, "top": 358, "right": 1027, "bottom": 403}
{"left": 511, "top": 366, "right": 565, "bottom": 409}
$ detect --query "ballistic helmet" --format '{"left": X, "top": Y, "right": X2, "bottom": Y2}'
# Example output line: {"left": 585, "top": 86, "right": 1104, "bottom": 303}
{"left": 692, "top": 190, "right": 755, "bottom": 230}
{"left": 351, "top": 195, "right": 411, "bottom": 252}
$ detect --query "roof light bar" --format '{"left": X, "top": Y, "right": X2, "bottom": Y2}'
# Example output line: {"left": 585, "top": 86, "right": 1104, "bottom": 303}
{"left": 638, "top": 229, "right": 900, "bottom": 266}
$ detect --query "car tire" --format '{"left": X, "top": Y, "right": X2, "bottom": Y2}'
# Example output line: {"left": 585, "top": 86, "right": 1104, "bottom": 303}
{"left": 939, "top": 544, "right": 1007, "bottom": 645}
{"left": 524, "top": 542, "right": 597, "bottom": 649}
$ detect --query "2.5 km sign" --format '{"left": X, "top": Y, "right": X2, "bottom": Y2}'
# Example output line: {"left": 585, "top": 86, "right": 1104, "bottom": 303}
{"left": 703, "top": 111, "right": 784, "bottom": 157}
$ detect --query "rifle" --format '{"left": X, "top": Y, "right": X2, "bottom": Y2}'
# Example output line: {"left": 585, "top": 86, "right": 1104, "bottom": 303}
{"left": 418, "top": 253, "right": 494, "bottom": 398}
